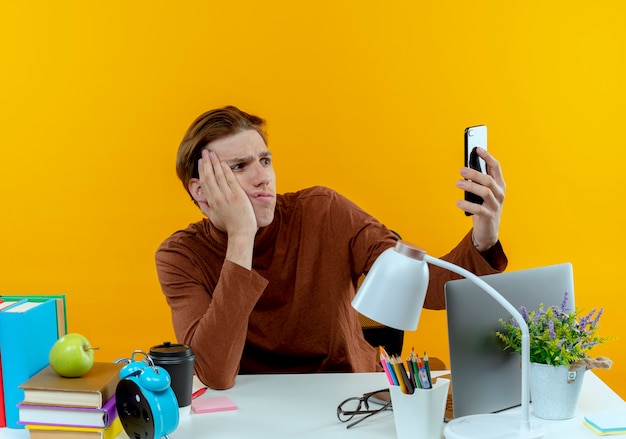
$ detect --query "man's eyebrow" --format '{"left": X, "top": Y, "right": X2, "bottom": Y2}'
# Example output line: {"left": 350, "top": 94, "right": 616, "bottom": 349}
{"left": 225, "top": 150, "right": 272, "bottom": 165}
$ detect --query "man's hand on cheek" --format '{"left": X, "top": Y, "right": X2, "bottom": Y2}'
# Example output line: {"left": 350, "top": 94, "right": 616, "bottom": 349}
{"left": 199, "top": 150, "right": 257, "bottom": 237}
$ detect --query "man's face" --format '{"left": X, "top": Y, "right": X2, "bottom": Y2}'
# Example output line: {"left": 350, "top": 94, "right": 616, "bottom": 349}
{"left": 207, "top": 129, "right": 277, "bottom": 228}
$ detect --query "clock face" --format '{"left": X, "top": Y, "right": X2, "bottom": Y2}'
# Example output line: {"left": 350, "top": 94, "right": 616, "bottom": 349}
{"left": 116, "top": 379, "right": 157, "bottom": 438}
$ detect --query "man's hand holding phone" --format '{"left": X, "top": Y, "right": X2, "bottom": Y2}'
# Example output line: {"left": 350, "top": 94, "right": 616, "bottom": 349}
{"left": 457, "top": 126, "right": 506, "bottom": 252}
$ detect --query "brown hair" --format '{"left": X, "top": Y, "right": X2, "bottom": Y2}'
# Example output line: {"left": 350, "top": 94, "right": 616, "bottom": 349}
{"left": 176, "top": 106, "right": 267, "bottom": 196}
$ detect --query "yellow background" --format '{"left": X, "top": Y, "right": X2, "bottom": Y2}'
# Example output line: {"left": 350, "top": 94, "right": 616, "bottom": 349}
{"left": 1, "top": 2, "right": 624, "bottom": 398}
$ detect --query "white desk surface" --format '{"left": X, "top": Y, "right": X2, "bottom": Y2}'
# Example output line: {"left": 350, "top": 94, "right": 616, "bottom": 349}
{"left": 1, "top": 371, "right": 624, "bottom": 439}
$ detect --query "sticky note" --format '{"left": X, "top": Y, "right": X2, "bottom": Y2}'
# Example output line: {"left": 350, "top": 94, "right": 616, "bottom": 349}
{"left": 191, "top": 396, "right": 238, "bottom": 414}
{"left": 584, "top": 412, "right": 626, "bottom": 434}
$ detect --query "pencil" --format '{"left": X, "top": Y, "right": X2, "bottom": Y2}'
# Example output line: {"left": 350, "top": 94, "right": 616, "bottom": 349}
{"left": 406, "top": 357, "right": 417, "bottom": 389}
{"left": 380, "top": 346, "right": 390, "bottom": 358}
{"left": 379, "top": 347, "right": 396, "bottom": 386}
{"left": 391, "top": 357, "right": 409, "bottom": 394}
{"left": 409, "top": 351, "right": 422, "bottom": 389}
{"left": 423, "top": 352, "right": 433, "bottom": 387}
{"left": 380, "top": 347, "right": 399, "bottom": 386}
{"left": 395, "top": 355, "right": 414, "bottom": 394}
{"left": 417, "top": 357, "right": 431, "bottom": 389}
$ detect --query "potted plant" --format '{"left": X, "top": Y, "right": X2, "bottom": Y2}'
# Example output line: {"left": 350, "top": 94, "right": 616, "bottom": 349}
{"left": 496, "top": 291, "right": 612, "bottom": 420}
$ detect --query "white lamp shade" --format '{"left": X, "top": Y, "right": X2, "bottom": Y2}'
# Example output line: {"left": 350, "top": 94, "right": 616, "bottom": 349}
{"left": 351, "top": 242, "right": 429, "bottom": 331}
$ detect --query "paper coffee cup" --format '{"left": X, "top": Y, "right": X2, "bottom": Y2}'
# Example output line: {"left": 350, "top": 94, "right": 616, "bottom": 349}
{"left": 149, "top": 341, "right": 196, "bottom": 416}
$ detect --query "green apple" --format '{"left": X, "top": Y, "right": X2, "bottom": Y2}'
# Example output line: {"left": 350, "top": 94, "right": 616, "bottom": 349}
{"left": 49, "top": 333, "right": 96, "bottom": 377}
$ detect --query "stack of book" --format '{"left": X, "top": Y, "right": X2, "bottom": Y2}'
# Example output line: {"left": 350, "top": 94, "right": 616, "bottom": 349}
{"left": 17, "top": 362, "right": 123, "bottom": 439}
{"left": 0, "top": 295, "right": 64, "bottom": 428}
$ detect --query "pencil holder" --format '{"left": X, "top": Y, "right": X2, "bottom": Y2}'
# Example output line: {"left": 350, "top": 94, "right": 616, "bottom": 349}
{"left": 389, "top": 378, "right": 450, "bottom": 439}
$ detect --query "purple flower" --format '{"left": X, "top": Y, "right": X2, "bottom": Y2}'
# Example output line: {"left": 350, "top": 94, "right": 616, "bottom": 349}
{"left": 551, "top": 305, "right": 565, "bottom": 320}
{"left": 560, "top": 291, "right": 571, "bottom": 313}
{"left": 520, "top": 306, "right": 529, "bottom": 322}
{"left": 592, "top": 308, "right": 604, "bottom": 326}
{"left": 579, "top": 308, "right": 596, "bottom": 329}
{"left": 548, "top": 320, "right": 556, "bottom": 340}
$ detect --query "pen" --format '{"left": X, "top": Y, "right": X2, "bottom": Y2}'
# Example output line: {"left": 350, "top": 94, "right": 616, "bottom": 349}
{"left": 192, "top": 387, "right": 208, "bottom": 400}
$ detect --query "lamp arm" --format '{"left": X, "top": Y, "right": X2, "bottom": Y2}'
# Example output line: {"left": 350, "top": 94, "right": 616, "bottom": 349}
{"left": 424, "top": 255, "right": 533, "bottom": 433}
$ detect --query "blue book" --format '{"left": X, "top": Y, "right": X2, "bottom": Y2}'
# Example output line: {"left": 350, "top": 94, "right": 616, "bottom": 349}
{"left": 0, "top": 299, "right": 58, "bottom": 428}
{"left": 0, "top": 295, "right": 67, "bottom": 337}
{"left": 0, "top": 299, "right": 28, "bottom": 427}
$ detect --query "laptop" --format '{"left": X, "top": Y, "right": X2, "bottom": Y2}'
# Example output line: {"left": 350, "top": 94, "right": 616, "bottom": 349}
{"left": 444, "top": 263, "right": 575, "bottom": 418}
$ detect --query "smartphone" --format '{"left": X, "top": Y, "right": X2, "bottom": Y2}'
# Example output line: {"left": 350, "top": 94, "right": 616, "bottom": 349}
{"left": 464, "top": 125, "right": 487, "bottom": 216}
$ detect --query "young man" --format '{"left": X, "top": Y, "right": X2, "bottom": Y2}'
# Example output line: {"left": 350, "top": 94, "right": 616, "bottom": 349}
{"left": 156, "top": 106, "right": 507, "bottom": 390}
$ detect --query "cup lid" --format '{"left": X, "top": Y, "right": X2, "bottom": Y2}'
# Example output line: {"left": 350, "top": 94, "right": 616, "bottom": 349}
{"left": 149, "top": 341, "right": 195, "bottom": 358}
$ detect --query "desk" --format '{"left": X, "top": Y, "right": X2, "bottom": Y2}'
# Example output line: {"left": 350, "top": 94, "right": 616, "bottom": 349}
{"left": 1, "top": 371, "right": 624, "bottom": 439}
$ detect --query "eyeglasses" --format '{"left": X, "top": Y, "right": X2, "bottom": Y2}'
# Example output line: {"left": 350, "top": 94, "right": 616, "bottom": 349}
{"left": 336, "top": 388, "right": 392, "bottom": 429}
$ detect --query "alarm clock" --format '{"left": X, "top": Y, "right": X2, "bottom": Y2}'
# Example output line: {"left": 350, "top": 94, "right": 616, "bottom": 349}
{"left": 115, "top": 350, "right": 179, "bottom": 439}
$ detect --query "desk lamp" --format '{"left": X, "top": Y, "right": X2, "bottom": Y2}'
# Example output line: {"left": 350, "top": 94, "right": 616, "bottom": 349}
{"left": 352, "top": 241, "right": 545, "bottom": 439}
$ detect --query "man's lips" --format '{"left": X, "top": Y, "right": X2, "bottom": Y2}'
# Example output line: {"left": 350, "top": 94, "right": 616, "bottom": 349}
{"left": 251, "top": 192, "right": 275, "bottom": 202}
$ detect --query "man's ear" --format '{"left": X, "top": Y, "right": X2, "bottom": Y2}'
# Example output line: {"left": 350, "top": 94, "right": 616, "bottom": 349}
{"left": 188, "top": 178, "right": 206, "bottom": 204}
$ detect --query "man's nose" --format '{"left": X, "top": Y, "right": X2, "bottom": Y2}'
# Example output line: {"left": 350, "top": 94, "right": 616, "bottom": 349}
{"left": 251, "top": 162, "right": 272, "bottom": 186}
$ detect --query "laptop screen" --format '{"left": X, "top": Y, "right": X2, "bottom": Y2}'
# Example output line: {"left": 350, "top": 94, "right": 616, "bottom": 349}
{"left": 444, "top": 263, "right": 575, "bottom": 418}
